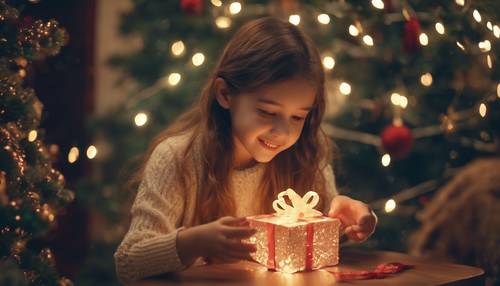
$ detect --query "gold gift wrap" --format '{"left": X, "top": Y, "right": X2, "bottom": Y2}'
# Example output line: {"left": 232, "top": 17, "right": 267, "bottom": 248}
{"left": 246, "top": 214, "right": 341, "bottom": 273}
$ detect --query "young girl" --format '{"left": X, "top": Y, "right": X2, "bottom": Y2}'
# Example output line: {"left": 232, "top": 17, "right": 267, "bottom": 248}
{"left": 114, "top": 17, "right": 377, "bottom": 283}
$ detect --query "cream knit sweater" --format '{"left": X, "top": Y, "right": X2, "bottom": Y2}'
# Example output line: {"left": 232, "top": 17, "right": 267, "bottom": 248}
{"left": 114, "top": 133, "right": 338, "bottom": 283}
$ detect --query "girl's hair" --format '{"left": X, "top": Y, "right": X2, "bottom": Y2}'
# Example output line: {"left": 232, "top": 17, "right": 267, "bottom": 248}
{"left": 132, "top": 17, "right": 332, "bottom": 225}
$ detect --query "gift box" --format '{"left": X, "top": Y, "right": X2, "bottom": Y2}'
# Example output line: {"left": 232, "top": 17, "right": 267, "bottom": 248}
{"left": 246, "top": 188, "right": 341, "bottom": 273}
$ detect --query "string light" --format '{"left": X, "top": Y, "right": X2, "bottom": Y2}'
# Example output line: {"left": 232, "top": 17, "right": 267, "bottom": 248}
{"left": 456, "top": 41, "right": 465, "bottom": 51}
{"left": 171, "top": 41, "right": 185, "bottom": 57}
{"left": 15, "top": 215, "right": 21, "bottom": 221}
{"left": 28, "top": 130, "right": 37, "bottom": 142}
{"left": 494, "top": 25, "right": 500, "bottom": 38}
{"left": 134, "top": 112, "right": 148, "bottom": 127}
{"left": 419, "top": 33, "right": 429, "bottom": 46}
{"left": 384, "top": 199, "right": 396, "bottom": 213}
{"left": 289, "top": 14, "right": 300, "bottom": 26}
{"left": 497, "top": 83, "right": 500, "bottom": 98}
{"left": 339, "top": 82, "right": 351, "bottom": 95}
{"left": 348, "top": 25, "right": 359, "bottom": 36}
{"left": 473, "top": 10, "right": 482, "bottom": 23}
{"left": 229, "top": 2, "right": 241, "bottom": 15}
{"left": 435, "top": 22, "right": 445, "bottom": 34}
{"left": 420, "top": 73, "right": 433, "bottom": 86}
{"left": 167, "top": 73, "right": 181, "bottom": 86}
{"left": 478, "top": 40, "right": 491, "bottom": 52}
{"left": 210, "top": 0, "right": 222, "bottom": 7}
{"left": 317, "top": 14, "right": 330, "bottom": 25}
{"left": 479, "top": 103, "right": 487, "bottom": 117}
{"left": 371, "top": 0, "right": 384, "bottom": 9}
{"left": 455, "top": 0, "right": 464, "bottom": 6}
{"left": 322, "top": 56, "right": 335, "bottom": 70}
{"left": 362, "top": 35, "right": 374, "bottom": 46}
{"left": 486, "top": 54, "right": 492, "bottom": 69}
{"left": 390, "top": 93, "right": 408, "bottom": 108}
{"left": 86, "top": 145, "right": 97, "bottom": 159}
{"left": 487, "top": 21, "right": 493, "bottom": 31}
{"left": 67, "top": 147, "right": 79, "bottom": 163}
{"left": 192, "top": 52, "right": 205, "bottom": 66}
{"left": 215, "top": 16, "right": 231, "bottom": 29}
{"left": 381, "top": 154, "right": 391, "bottom": 167}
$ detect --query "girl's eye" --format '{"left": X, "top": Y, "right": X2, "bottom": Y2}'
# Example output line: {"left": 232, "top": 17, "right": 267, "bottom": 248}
{"left": 258, "top": 109, "right": 276, "bottom": 117}
{"left": 292, "top": 116, "right": 305, "bottom": 122}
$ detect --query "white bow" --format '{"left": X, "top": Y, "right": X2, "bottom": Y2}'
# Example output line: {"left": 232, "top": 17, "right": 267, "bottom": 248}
{"left": 272, "top": 188, "right": 322, "bottom": 222}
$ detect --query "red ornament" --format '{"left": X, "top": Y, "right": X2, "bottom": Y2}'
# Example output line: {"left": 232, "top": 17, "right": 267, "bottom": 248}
{"left": 381, "top": 124, "right": 414, "bottom": 158}
{"left": 180, "top": 0, "right": 203, "bottom": 15}
{"left": 403, "top": 17, "right": 420, "bottom": 53}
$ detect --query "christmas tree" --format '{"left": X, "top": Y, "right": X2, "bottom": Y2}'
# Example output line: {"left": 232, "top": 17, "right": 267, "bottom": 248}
{"left": 0, "top": 1, "right": 74, "bottom": 285}
{"left": 77, "top": 0, "right": 499, "bottom": 283}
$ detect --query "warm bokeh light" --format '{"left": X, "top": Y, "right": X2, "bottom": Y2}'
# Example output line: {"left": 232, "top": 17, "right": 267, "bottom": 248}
{"left": 435, "top": 22, "right": 445, "bottom": 34}
{"left": 171, "top": 41, "right": 185, "bottom": 57}
{"left": 192, "top": 52, "right": 205, "bottom": 66}
{"left": 134, "top": 112, "right": 148, "bottom": 127}
{"left": 349, "top": 25, "right": 359, "bottom": 36}
{"left": 68, "top": 147, "right": 79, "bottom": 163}
{"left": 363, "top": 35, "right": 374, "bottom": 46}
{"left": 381, "top": 154, "right": 391, "bottom": 167}
{"left": 339, "top": 82, "right": 351, "bottom": 95}
{"left": 229, "top": 2, "right": 241, "bottom": 15}
{"left": 420, "top": 73, "right": 433, "bottom": 86}
{"left": 419, "top": 33, "right": 429, "bottom": 46}
{"left": 479, "top": 103, "right": 487, "bottom": 117}
{"left": 289, "top": 14, "right": 300, "bottom": 26}
{"left": 322, "top": 56, "right": 335, "bottom": 70}
{"left": 215, "top": 16, "right": 231, "bottom": 29}
{"left": 167, "top": 73, "right": 181, "bottom": 86}
{"left": 384, "top": 199, "right": 396, "bottom": 213}
{"left": 28, "top": 130, "right": 37, "bottom": 142}
{"left": 317, "top": 14, "right": 330, "bottom": 25}
{"left": 86, "top": 145, "right": 98, "bottom": 159}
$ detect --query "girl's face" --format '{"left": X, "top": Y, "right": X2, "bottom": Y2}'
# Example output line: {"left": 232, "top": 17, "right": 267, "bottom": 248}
{"left": 217, "top": 77, "right": 316, "bottom": 169}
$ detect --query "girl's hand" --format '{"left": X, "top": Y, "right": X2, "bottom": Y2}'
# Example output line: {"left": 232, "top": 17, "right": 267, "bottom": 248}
{"left": 328, "top": 195, "right": 377, "bottom": 242}
{"left": 178, "top": 216, "right": 257, "bottom": 265}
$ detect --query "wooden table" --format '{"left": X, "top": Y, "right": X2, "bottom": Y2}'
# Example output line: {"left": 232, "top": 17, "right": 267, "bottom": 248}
{"left": 131, "top": 248, "right": 484, "bottom": 286}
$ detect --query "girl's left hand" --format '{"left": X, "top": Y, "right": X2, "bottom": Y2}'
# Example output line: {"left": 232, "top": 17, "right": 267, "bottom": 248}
{"left": 328, "top": 195, "right": 377, "bottom": 242}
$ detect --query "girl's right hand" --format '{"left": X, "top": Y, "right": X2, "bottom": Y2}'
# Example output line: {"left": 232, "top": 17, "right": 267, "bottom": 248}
{"left": 177, "top": 216, "right": 257, "bottom": 265}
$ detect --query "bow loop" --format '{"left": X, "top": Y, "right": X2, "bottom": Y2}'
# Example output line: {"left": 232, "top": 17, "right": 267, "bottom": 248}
{"left": 272, "top": 188, "right": 322, "bottom": 221}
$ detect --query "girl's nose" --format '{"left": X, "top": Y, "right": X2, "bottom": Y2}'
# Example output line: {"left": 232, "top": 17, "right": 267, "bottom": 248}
{"left": 270, "top": 118, "right": 290, "bottom": 138}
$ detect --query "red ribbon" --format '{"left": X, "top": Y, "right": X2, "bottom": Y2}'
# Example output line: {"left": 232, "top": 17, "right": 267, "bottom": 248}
{"left": 266, "top": 223, "right": 276, "bottom": 270}
{"left": 328, "top": 262, "right": 413, "bottom": 281}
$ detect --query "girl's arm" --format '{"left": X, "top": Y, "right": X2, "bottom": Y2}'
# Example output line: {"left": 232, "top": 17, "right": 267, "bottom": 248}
{"left": 114, "top": 140, "right": 188, "bottom": 283}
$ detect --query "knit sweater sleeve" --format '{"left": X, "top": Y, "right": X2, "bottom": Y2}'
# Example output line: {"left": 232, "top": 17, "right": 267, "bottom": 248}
{"left": 322, "top": 164, "right": 338, "bottom": 214}
{"left": 114, "top": 139, "right": 188, "bottom": 284}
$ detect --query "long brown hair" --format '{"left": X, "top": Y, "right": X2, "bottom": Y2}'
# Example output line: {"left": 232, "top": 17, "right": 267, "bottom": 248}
{"left": 132, "top": 17, "right": 332, "bottom": 225}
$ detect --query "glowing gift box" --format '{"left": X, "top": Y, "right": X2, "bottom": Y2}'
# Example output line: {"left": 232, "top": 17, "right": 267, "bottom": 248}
{"left": 246, "top": 188, "right": 341, "bottom": 273}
